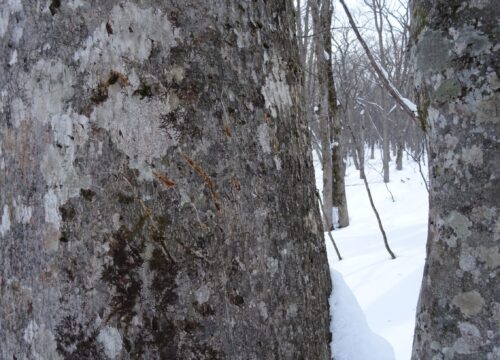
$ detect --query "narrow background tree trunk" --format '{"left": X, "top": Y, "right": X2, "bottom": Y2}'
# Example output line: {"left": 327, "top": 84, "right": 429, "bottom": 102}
{"left": 396, "top": 140, "right": 404, "bottom": 171}
{"left": 312, "top": 0, "right": 334, "bottom": 230}
{"left": 324, "top": 1, "right": 350, "bottom": 228}
{"left": 0, "top": 2, "right": 332, "bottom": 359}
{"left": 382, "top": 111, "right": 390, "bottom": 183}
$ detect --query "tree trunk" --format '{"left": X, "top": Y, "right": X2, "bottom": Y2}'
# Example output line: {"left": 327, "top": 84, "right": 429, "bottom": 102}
{"left": 382, "top": 114, "right": 390, "bottom": 182}
{"left": 358, "top": 111, "right": 366, "bottom": 180}
{"left": 322, "top": 0, "right": 349, "bottom": 228}
{"left": 332, "top": 144, "right": 349, "bottom": 227}
{"left": 0, "top": 2, "right": 332, "bottom": 359}
{"left": 370, "top": 142, "right": 375, "bottom": 160}
{"left": 396, "top": 116, "right": 410, "bottom": 171}
{"left": 396, "top": 140, "right": 404, "bottom": 171}
{"left": 411, "top": 2, "right": 499, "bottom": 359}
{"left": 312, "top": 0, "right": 334, "bottom": 231}
{"left": 352, "top": 143, "right": 360, "bottom": 170}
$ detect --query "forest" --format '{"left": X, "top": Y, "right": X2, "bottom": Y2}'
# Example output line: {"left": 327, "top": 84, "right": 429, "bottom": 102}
{"left": 0, "top": 0, "right": 498, "bottom": 359}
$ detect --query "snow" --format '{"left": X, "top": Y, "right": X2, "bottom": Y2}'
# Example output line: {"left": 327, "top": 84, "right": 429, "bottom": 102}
{"left": 332, "top": 207, "right": 339, "bottom": 228}
{"left": 401, "top": 97, "right": 417, "bottom": 113}
{"left": 377, "top": 61, "right": 389, "bottom": 81}
{"left": 315, "top": 151, "right": 428, "bottom": 360}
{"left": 373, "top": 60, "right": 418, "bottom": 117}
{"left": 330, "top": 269, "right": 395, "bottom": 360}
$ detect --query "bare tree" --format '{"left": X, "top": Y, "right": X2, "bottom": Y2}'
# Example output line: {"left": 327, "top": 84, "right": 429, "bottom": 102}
{"left": 338, "top": 0, "right": 419, "bottom": 121}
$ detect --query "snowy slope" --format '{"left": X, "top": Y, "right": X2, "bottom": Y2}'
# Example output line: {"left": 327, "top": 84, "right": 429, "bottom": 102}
{"left": 316, "top": 152, "right": 429, "bottom": 360}
{"left": 330, "top": 269, "right": 395, "bottom": 360}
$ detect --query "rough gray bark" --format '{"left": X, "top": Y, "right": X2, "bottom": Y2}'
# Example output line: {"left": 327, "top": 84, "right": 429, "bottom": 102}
{"left": 331, "top": 139, "right": 349, "bottom": 228}
{"left": 324, "top": 4, "right": 349, "bottom": 229}
{"left": 309, "top": 0, "right": 349, "bottom": 229}
{"left": 352, "top": 142, "right": 360, "bottom": 171}
{"left": 381, "top": 102, "right": 390, "bottom": 183}
{"left": 359, "top": 112, "right": 366, "bottom": 180}
{"left": 395, "top": 116, "right": 410, "bottom": 171}
{"left": 0, "top": 2, "right": 332, "bottom": 359}
{"left": 411, "top": 1, "right": 500, "bottom": 359}
{"left": 395, "top": 141, "right": 403, "bottom": 171}
{"left": 312, "top": 0, "right": 334, "bottom": 231}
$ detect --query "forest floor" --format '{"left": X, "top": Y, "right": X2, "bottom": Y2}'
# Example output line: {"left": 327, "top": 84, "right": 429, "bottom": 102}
{"left": 315, "top": 151, "right": 429, "bottom": 360}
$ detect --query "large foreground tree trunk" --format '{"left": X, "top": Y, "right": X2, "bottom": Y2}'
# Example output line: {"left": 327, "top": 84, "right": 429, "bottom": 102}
{"left": 0, "top": 1, "right": 332, "bottom": 359}
{"left": 411, "top": 1, "right": 499, "bottom": 359}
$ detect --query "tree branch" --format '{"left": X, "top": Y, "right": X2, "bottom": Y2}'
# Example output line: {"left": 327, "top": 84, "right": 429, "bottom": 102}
{"left": 338, "top": 0, "right": 421, "bottom": 127}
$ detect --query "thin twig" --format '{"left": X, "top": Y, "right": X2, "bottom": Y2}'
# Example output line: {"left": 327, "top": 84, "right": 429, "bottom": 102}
{"left": 404, "top": 148, "right": 429, "bottom": 193}
{"left": 346, "top": 126, "right": 396, "bottom": 259}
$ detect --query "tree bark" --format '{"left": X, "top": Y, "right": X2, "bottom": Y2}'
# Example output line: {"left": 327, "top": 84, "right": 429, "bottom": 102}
{"left": 382, "top": 106, "right": 390, "bottom": 183}
{"left": 0, "top": 2, "right": 332, "bottom": 359}
{"left": 350, "top": 108, "right": 365, "bottom": 180}
{"left": 352, "top": 142, "right": 360, "bottom": 170}
{"left": 326, "top": 17, "right": 350, "bottom": 228}
{"left": 411, "top": 1, "right": 500, "bottom": 359}
{"left": 359, "top": 116, "right": 366, "bottom": 180}
{"left": 312, "top": 0, "right": 334, "bottom": 231}
{"left": 395, "top": 140, "right": 404, "bottom": 171}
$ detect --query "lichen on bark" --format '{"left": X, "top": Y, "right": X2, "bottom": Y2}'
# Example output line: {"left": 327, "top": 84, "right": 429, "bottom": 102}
{"left": 0, "top": 1, "right": 331, "bottom": 359}
{"left": 410, "top": 1, "right": 500, "bottom": 359}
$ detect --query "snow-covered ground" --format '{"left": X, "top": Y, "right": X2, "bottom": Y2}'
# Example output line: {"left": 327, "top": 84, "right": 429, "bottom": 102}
{"left": 315, "top": 151, "right": 429, "bottom": 360}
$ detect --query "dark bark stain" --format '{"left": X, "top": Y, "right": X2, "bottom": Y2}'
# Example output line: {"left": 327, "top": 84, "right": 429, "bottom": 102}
{"left": 105, "top": 22, "right": 113, "bottom": 35}
{"left": 101, "top": 219, "right": 146, "bottom": 325}
{"left": 90, "top": 71, "right": 129, "bottom": 105}
{"left": 49, "top": 0, "right": 61, "bottom": 15}
{"left": 133, "top": 83, "right": 153, "bottom": 99}
{"left": 55, "top": 316, "right": 102, "bottom": 359}
{"left": 193, "top": 301, "right": 216, "bottom": 316}
{"left": 80, "top": 188, "right": 96, "bottom": 201}
{"left": 59, "top": 204, "right": 76, "bottom": 221}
